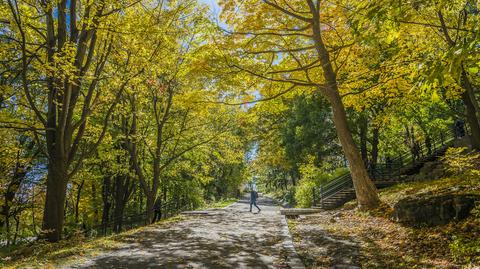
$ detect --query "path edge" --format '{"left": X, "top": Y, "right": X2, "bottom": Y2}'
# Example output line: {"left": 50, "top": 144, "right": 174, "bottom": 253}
{"left": 280, "top": 215, "right": 306, "bottom": 269}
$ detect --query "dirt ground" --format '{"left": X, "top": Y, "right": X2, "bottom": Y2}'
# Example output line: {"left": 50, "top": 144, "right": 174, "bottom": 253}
{"left": 288, "top": 207, "right": 476, "bottom": 269}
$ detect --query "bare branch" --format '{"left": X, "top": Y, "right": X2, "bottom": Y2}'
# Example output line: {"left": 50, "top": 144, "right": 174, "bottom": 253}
{"left": 244, "top": 45, "right": 315, "bottom": 55}
{"left": 263, "top": 0, "right": 312, "bottom": 22}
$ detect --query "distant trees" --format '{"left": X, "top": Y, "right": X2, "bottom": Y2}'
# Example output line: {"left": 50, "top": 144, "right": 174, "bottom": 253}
{"left": 0, "top": 131, "right": 38, "bottom": 245}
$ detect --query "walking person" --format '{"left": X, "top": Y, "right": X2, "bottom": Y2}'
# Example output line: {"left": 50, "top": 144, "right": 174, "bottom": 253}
{"left": 152, "top": 198, "right": 162, "bottom": 223}
{"left": 249, "top": 188, "right": 261, "bottom": 213}
{"left": 455, "top": 119, "right": 466, "bottom": 138}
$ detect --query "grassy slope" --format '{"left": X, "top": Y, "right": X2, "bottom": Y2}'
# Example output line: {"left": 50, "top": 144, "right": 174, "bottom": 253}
{"left": 289, "top": 176, "right": 480, "bottom": 269}
{"left": 379, "top": 176, "right": 480, "bottom": 206}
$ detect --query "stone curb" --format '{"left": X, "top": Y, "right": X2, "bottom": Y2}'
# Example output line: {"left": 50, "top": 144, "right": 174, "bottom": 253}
{"left": 280, "top": 215, "right": 306, "bottom": 269}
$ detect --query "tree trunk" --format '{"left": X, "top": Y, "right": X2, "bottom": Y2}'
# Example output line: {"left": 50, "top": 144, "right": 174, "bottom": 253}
{"left": 13, "top": 215, "right": 20, "bottom": 245}
{"left": 74, "top": 180, "right": 85, "bottom": 224}
{"left": 146, "top": 193, "right": 155, "bottom": 224}
{"left": 91, "top": 181, "right": 99, "bottom": 225}
{"left": 41, "top": 159, "right": 68, "bottom": 242}
{"left": 460, "top": 70, "right": 480, "bottom": 149}
{"left": 462, "top": 92, "right": 480, "bottom": 149}
{"left": 290, "top": 170, "right": 297, "bottom": 186}
{"left": 327, "top": 91, "right": 381, "bottom": 209}
{"left": 32, "top": 185, "right": 36, "bottom": 234}
{"left": 113, "top": 175, "right": 133, "bottom": 233}
{"left": 5, "top": 211, "right": 10, "bottom": 246}
{"left": 308, "top": 2, "right": 380, "bottom": 209}
{"left": 370, "top": 127, "right": 380, "bottom": 171}
{"left": 359, "top": 114, "right": 369, "bottom": 166}
{"left": 112, "top": 200, "right": 125, "bottom": 233}
{"left": 101, "top": 176, "right": 111, "bottom": 235}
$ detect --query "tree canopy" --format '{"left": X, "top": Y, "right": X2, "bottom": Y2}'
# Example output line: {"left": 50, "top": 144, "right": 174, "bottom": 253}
{"left": 0, "top": 0, "right": 478, "bottom": 244}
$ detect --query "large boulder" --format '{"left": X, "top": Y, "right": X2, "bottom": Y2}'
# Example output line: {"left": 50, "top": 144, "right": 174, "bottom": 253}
{"left": 409, "top": 161, "right": 446, "bottom": 182}
{"left": 393, "top": 193, "right": 480, "bottom": 226}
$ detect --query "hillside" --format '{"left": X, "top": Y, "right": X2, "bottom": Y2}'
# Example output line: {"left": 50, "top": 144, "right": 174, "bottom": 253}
{"left": 289, "top": 174, "right": 480, "bottom": 268}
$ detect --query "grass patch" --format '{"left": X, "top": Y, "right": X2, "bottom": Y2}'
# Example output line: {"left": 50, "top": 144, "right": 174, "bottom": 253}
{"left": 0, "top": 215, "right": 184, "bottom": 268}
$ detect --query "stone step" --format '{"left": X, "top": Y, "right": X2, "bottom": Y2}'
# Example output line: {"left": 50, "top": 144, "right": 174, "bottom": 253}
{"left": 322, "top": 200, "right": 348, "bottom": 204}
{"left": 323, "top": 194, "right": 355, "bottom": 200}
{"left": 336, "top": 190, "right": 355, "bottom": 194}
{"left": 280, "top": 208, "right": 323, "bottom": 216}
{"left": 323, "top": 197, "right": 347, "bottom": 200}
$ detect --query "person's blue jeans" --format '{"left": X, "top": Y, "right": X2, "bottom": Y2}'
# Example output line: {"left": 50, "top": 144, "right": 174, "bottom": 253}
{"left": 250, "top": 200, "right": 261, "bottom": 212}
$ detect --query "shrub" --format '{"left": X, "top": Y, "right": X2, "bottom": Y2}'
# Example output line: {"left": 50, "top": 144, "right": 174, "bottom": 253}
{"left": 449, "top": 200, "right": 480, "bottom": 265}
{"left": 443, "top": 147, "right": 480, "bottom": 179}
{"left": 449, "top": 235, "right": 480, "bottom": 264}
{"left": 295, "top": 161, "right": 347, "bottom": 207}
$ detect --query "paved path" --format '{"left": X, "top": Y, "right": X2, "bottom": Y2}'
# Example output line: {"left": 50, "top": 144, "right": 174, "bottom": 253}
{"left": 67, "top": 196, "right": 303, "bottom": 269}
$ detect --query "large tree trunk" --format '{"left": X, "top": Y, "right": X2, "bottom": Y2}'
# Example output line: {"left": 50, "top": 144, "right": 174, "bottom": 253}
{"left": 42, "top": 159, "right": 68, "bottom": 242}
{"left": 326, "top": 91, "right": 381, "bottom": 209}
{"left": 462, "top": 92, "right": 480, "bottom": 149}
{"left": 113, "top": 175, "right": 133, "bottom": 233}
{"left": 460, "top": 70, "right": 480, "bottom": 149}
{"left": 146, "top": 193, "right": 155, "bottom": 223}
{"left": 308, "top": 1, "right": 380, "bottom": 209}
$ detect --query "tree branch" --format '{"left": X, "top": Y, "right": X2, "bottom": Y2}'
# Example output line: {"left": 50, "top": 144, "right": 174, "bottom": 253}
{"left": 263, "top": 0, "right": 312, "bottom": 22}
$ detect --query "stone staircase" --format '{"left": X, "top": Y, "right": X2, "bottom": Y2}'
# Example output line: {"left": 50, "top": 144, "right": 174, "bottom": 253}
{"left": 314, "top": 188, "right": 356, "bottom": 210}
{"left": 312, "top": 131, "right": 458, "bottom": 210}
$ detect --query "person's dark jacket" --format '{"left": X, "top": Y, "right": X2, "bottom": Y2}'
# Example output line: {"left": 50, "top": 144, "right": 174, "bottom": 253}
{"left": 250, "top": 190, "right": 258, "bottom": 202}
{"left": 153, "top": 198, "right": 162, "bottom": 211}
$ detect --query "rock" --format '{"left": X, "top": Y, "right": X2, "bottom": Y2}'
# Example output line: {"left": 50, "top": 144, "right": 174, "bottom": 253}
{"left": 332, "top": 265, "right": 361, "bottom": 269}
{"left": 453, "top": 136, "right": 472, "bottom": 148}
{"left": 332, "top": 212, "right": 343, "bottom": 218}
{"left": 393, "top": 193, "right": 480, "bottom": 226}
{"left": 407, "top": 161, "right": 446, "bottom": 182}
{"left": 419, "top": 161, "right": 437, "bottom": 175}
{"left": 429, "top": 167, "right": 445, "bottom": 180}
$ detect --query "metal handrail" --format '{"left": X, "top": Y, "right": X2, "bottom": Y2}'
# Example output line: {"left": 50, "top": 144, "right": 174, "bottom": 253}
{"left": 77, "top": 198, "right": 192, "bottom": 238}
{"left": 313, "top": 129, "right": 458, "bottom": 206}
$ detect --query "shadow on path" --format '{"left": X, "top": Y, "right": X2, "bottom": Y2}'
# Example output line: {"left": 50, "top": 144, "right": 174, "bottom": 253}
{"left": 68, "top": 196, "right": 289, "bottom": 269}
